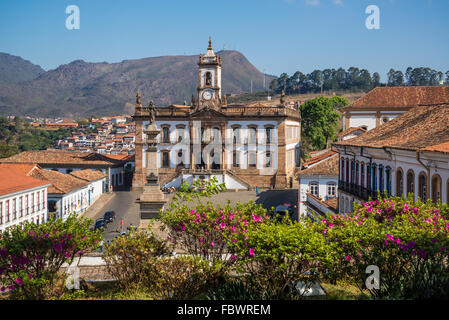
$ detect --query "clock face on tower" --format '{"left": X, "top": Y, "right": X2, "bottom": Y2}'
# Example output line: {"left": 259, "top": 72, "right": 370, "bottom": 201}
{"left": 202, "top": 90, "right": 213, "bottom": 101}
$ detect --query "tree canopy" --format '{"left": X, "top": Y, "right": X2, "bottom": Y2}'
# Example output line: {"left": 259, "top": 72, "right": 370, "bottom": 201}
{"left": 300, "top": 96, "right": 347, "bottom": 151}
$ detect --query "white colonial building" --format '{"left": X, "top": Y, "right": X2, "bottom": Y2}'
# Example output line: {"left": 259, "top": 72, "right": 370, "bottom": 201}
{"left": 297, "top": 150, "right": 339, "bottom": 218}
{"left": 341, "top": 86, "right": 449, "bottom": 131}
{"left": 0, "top": 167, "right": 50, "bottom": 232}
{"left": 133, "top": 38, "right": 301, "bottom": 190}
{"left": 334, "top": 103, "right": 449, "bottom": 213}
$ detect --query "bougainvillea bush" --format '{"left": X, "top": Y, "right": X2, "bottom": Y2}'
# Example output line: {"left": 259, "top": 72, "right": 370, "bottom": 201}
{"left": 0, "top": 215, "right": 102, "bottom": 300}
{"left": 229, "top": 218, "right": 335, "bottom": 299}
{"left": 159, "top": 178, "right": 269, "bottom": 266}
{"left": 314, "top": 194, "right": 449, "bottom": 299}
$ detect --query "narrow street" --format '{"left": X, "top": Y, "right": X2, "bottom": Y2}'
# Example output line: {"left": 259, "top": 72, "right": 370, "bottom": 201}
{"left": 91, "top": 190, "right": 140, "bottom": 242}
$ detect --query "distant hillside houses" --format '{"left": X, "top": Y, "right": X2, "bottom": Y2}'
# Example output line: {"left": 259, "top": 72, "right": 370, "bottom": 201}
{"left": 51, "top": 115, "right": 136, "bottom": 156}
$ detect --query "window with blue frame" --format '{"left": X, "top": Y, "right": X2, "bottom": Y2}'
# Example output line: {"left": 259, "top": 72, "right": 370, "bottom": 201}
{"left": 386, "top": 167, "right": 392, "bottom": 196}
{"left": 372, "top": 165, "right": 377, "bottom": 191}
{"left": 379, "top": 165, "right": 384, "bottom": 193}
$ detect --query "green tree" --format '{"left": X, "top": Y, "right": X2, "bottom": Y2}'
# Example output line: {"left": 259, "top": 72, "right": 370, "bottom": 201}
{"left": 300, "top": 97, "right": 346, "bottom": 150}
{"left": 0, "top": 144, "right": 19, "bottom": 158}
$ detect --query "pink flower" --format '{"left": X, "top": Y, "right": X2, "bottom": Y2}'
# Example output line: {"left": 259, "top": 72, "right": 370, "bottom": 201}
{"left": 345, "top": 256, "right": 351, "bottom": 261}
{"left": 249, "top": 248, "right": 255, "bottom": 256}
{"left": 219, "top": 222, "right": 226, "bottom": 229}
{"left": 210, "top": 241, "right": 215, "bottom": 247}
{"left": 15, "top": 278, "right": 23, "bottom": 286}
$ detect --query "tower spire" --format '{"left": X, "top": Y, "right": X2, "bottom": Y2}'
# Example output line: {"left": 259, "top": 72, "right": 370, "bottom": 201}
{"left": 208, "top": 36, "right": 213, "bottom": 50}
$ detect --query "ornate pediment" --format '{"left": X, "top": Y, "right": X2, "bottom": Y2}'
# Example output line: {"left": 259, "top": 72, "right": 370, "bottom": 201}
{"left": 190, "top": 107, "right": 226, "bottom": 120}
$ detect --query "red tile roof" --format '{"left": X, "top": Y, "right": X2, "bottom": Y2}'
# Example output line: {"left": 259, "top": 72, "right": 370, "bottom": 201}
{"left": 0, "top": 163, "right": 39, "bottom": 176}
{"left": 69, "top": 169, "right": 106, "bottom": 182}
{"left": 0, "top": 167, "right": 50, "bottom": 197}
{"left": 299, "top": 152, "right": 339, "bottom": 176}
{"left": 0, "top": 150, "right": 126, "bottom": 167}
{"left": 303, "top": 150, "right": 337, "bottom": 168}
{"left": 334, "top": 104, "right": 449, "bottom": 151}
{"left": 29, "top": 168, "right": 89, "bottom": 194}
{"left": 420, "top": 141, "right": 449, "bottom": 154}
{"left": 345, "top": 86, "right": 449, "bottom": 109}
{"left": 335, "top": 127, "right": 367, "bottom": 139}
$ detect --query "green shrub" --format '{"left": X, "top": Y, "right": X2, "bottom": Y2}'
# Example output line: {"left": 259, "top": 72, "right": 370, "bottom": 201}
{"left": 230, "top": 219, "right": 335, "bottom": 300}
{"left": 316, "top": 195, "right": 449, "bottom": 299}
{"left": 103, "top": 227, "right": 169, "bottom": 291}
{"left": 0, "top": 214, "right": 102, "bottom": 300}
{"left": 150, "top": 255, "right": 226, "bottom": 300}
{"left": 160, "top": 178, "right": 268, "bottom": 266}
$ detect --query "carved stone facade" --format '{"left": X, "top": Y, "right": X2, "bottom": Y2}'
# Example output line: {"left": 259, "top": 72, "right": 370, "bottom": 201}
{"left": 132, "top": 39, "right": 301, "bottom": 191}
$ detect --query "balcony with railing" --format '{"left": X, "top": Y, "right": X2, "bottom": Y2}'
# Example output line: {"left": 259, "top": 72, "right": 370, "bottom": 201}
{"left": 338, "top": 180, "right": 378, "bottom": 201}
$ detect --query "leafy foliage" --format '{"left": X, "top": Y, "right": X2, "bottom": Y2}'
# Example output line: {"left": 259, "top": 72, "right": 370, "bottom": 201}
{"left": 300, "top": 96, "right": 345, "bottom": 150}
{"left": 315, "top": 195, "right": 449, "bottom": 299}
{"left": 0, "top": 116, "right": 72, "bottom": 158}
{"left": 160, "top": 177, "right": 268, "bottom": 266}
{"left": 150, "top": 255, "right": 226, "bottom": 300}
{"left": 229, "top": 219, "right": 334, "bottom": 299}
{"left": 0, "top": 215, "right": 102, "bottom": 299}
{"left": 103, "top": 227, "right": 169, "bottom": 291}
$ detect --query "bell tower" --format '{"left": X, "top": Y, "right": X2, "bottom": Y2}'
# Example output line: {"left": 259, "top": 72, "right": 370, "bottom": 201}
{"left": 197, "top": 37, "right": 222, "bottom": 109}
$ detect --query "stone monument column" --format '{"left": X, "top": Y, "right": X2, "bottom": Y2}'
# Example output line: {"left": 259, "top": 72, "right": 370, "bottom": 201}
{"left": 137, "top": 101, "right": 167, "bottom": 223}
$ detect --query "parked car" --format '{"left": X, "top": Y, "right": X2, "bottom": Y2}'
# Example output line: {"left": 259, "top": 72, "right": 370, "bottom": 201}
{"left": 103, "top": 211, "right": 116, "bottom": 224}
{"left": 271, "top": 203, "right": 294, "bottom": 221}
{"left": 93, "top": 218, "right": 106, "bottom": 231}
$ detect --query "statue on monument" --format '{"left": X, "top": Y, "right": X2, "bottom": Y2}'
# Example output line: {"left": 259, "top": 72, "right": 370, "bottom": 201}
{"left": 148, "top": 100, "right": 156, "bottom": 124}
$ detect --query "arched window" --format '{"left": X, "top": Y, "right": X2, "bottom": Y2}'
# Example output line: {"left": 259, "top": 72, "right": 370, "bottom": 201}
{"left": 248, "top": 126, "right": 257, "bottom": 145}
{"left": 162, "top": 151, "right": 170, "bottom": 168}
{"left": 265, "top": 127, "right": 273, "bottom": 144}
{"left": 447, "top": 180, "right": 449, "bottom": 205}
{"left": 248, "top": 151, "right": 257, "bottom": 168}
{"left": 232, "top": 126, "right": 241, "bottom": 145}
{"left": 361, "top": 162, "right": 365, "bottom": 188}
{"left": 341, "top": 158, "right": 345, "bottom": 181}
{"left": 265, "top": 151, "right": 272, "bottom": 168}
{"left": 176, "top": 125, "right": 185, "bottom": 143}
{"left": 162, "top": 126, "right": 170, "bottom": 143}
{"left": 418, "top": 172, "right": 427, "bottom": 201}
{"left": 205, "top": 72, "right": 212, "bottom": 86}
{"left": 396, "top": 168, "right": 404, "bottom": 197}
{"left": 431, "top": 174, "right": 442, "bottom": 203}
{"left": 407, "top": 170, "right": 415, "bottom": 197}
{"left": 385, "top": 166, "right": 392, "bottom": 196}
{"left": 379, "top": 166, "right": 385, "bottom": 193}
{"left": 345, "top": 159, "right": 349, "bottom": 183}
{"left": 233, "top": 151, "right": 240, "bottom": 168}
{"left": 355, "top": 162, "right": 359, "bottom": 186}
{"left": 372, "top": 164, "right": 377, "bottom": 191}
{"left": 366, "top": 163, "right": 371, "bottom": 189}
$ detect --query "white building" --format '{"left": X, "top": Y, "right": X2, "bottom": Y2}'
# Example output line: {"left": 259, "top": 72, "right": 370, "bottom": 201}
{"left": 29, "top": 168, "right": 91, "bottom": 220}
{"left": 297, "top": 150, "right": 339, "bottom": 218}
{"left": 0, "top": 167, "right": 50, "bottom": 232}
{"left": 341, "top": 86, "right": 449, "bottom": 131}
{"left": 334, "top": 103, "right": 449, "bottom": 213}
{"left": 0, "top": 150, "right": 127, "bottom": 189}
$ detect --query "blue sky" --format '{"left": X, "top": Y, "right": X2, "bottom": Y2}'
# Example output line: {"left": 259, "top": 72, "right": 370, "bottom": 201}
{"left": 0, "top": 0, "right": 448, "bottom": 80}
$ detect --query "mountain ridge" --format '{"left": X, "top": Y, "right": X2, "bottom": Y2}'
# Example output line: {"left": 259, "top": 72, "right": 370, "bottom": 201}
{"left": 0, "top": 50, "right": 274, "bottom": 117}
